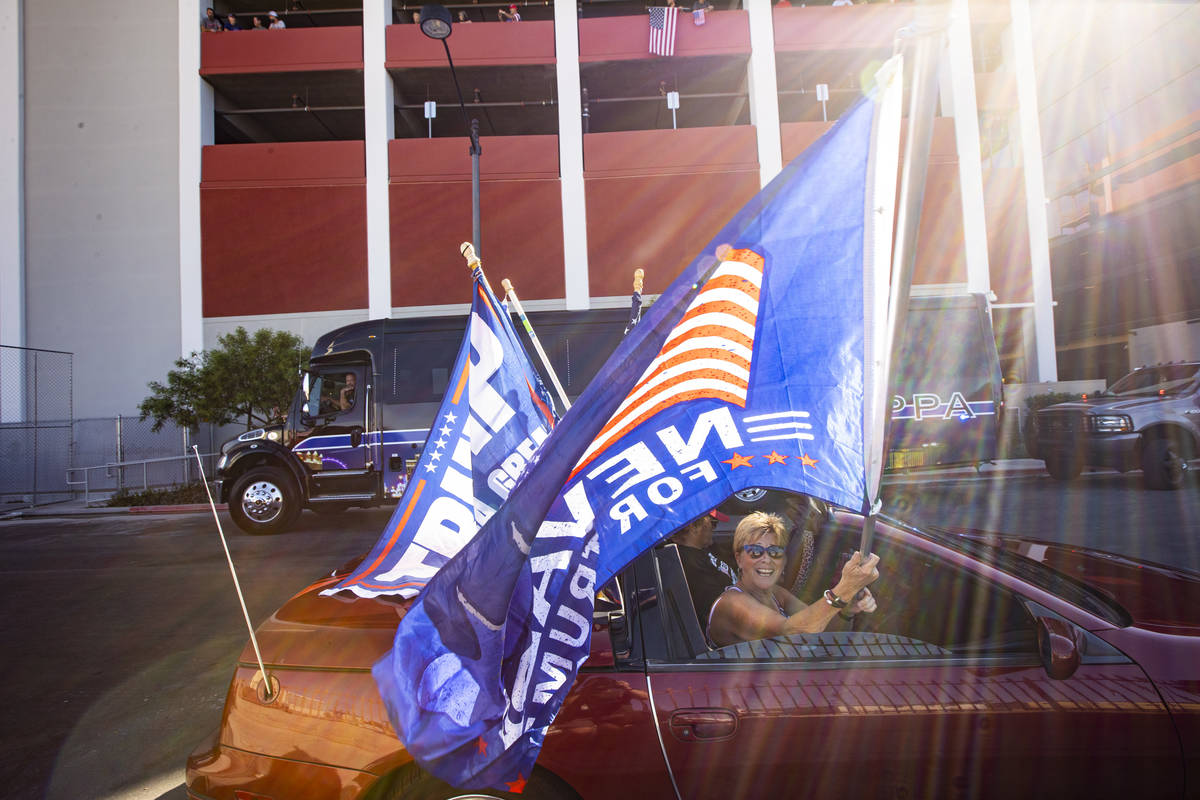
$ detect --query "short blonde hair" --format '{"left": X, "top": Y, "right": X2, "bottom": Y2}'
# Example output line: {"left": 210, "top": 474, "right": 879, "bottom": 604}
{"left": 732, "top": 511, "right": 789, "bottom": 554}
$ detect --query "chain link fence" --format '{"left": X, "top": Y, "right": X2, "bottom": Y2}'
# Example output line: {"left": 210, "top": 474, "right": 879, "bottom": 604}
{"left": 0, "top": 345, "right": 73, "bottom": 508}
{"left": 1, "top": 344, "right": 221, "bottom": 509}
{"left": 69, "top": 417, "right": 220, "bottom": 501}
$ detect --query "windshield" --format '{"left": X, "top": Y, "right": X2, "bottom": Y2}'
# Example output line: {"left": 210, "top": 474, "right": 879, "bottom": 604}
{"left": 893, "top": 518, "right": 1130, "bottom": 626}
{"left": 1106, "top": 364, "right": 1200, "bottom": 397}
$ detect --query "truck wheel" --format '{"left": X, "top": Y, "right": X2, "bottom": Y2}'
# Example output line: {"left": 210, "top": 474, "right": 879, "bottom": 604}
{"left": 1044, "top": 455, "right": 1081, "bottom": 482}
{"left": 1142, "top": 438, "right": 1186, "bottom": 491}
{"left": 229, "top": 467, "right": 300, "bottom": 534}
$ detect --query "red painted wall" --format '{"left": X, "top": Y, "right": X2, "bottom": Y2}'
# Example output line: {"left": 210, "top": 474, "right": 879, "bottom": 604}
{"left": 579, "top": 10, "right": 750, "bottom": 62}
{"left": 772, "top": 5, "right": 914, "bottom": 51}
{"left": 386, "top": 20, "right": 556, "bottom": 68}
{"left": 389, "top": 136, "right": 565, "bottom": 308}
{"left": 583, "top": 126, "right": 760, "bottom": 297}
{"left": 201, "top": 141, "right": 368, "bottom": 317}
{"left": 200, "top": 26, "right": 363, "bottom": 74}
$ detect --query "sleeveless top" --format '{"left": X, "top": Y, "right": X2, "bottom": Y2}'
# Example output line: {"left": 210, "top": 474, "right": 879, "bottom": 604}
{"left": 705, "top": 584, "right": 787, "bottom": 648}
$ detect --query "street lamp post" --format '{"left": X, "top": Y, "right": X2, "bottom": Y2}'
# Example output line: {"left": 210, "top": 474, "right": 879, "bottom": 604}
{"left": 419, "top": 4, "right": 482, "bottom": 257}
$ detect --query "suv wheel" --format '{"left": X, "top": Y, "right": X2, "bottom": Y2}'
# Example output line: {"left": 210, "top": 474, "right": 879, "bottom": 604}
{"left": 1044, "top": 454, "right": 1082, "bottom": 482}
{"left": 229, "top": 466, "right": 300, "bottom": 534}
{"left": 1142, "top": 438, "right": 1187, "bottom": 491}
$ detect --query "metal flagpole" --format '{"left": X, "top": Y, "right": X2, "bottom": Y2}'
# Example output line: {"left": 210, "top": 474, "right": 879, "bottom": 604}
{"left": 192, "top": 446, "right": 274, "bottom": 699}
{"left": 459, "top": 242, "right": 572, "bottom": 412}
{"left": 499, "top": 277, "right": 572, "bottom": 412}
{"left": 859, "top": 12, "right": 946, "bottom": 559}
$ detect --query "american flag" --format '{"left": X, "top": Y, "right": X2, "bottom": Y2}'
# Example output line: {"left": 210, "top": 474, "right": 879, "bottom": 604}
{"left": 573, "top": 248, "right": 763, "bottom": 476}
{"left": 649, "top": 6, "right": 678, "bottom": 57}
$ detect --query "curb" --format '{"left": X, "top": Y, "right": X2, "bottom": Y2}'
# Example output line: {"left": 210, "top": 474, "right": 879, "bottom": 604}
{"left": 2, "top": 502, "right": 227, "bottom": 520}
{"left": 129, "top": 503, "right": 228, "bottom": 514}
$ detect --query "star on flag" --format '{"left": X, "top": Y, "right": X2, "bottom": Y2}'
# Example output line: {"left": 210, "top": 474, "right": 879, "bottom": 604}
{"left": 720, "top": 450, "right": 819, "bottom": 470}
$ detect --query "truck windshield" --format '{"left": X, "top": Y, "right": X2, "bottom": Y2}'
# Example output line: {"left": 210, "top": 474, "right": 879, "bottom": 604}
{"left": 1107, "top": 364, "right": 1200, "bottom": 397}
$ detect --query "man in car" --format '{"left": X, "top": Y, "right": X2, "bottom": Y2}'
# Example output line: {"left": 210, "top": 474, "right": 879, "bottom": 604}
{"left": 671, "top": 509, "right": 737, "bottom": 623}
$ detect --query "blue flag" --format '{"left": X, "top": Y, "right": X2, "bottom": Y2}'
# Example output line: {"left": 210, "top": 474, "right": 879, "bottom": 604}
{"left": 375, "top": 63, "right": 903, "bottom": 790}
{"left": 324, "top": 273, "right": 556, "bottom": 599}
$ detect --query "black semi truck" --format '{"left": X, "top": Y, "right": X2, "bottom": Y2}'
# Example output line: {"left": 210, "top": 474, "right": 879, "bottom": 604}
{"left": 215, "top": 295, "right": 1003, "bottom": 534}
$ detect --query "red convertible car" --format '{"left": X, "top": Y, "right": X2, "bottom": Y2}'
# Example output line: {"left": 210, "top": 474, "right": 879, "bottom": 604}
{"left": 186, "top": 502, "right": 1200, "bottom": 799}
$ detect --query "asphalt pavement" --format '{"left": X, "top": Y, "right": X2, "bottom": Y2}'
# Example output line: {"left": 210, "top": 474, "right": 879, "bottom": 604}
{"left": 3, "top": 457, "right": 1194, "bottom": 800}
{"left": 3, "top": 459, "right": 1054, "bottom": 521}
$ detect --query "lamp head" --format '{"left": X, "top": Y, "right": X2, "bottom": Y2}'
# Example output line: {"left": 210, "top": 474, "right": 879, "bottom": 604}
{"left": 419, "top": 4, "right": 453, "bottom": 40}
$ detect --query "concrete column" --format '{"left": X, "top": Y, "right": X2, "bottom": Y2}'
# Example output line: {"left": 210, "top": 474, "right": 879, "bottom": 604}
{"left": 178, "top": 0, "right": 207, "bottom": 357}
{"left": 746, "top": 0, "right": 783, "bottom": 187}
{"left": 364, "top": 0, "right": 394, "bottom": 319}
{"left": 1010, "top": 0, "right": 1057, "bottom": 381}
{"left": 554, "top": 0, "right": 589, "bottom": 310}
{"left": 945, "top": 0, "right": 991, "bottom": 295}
{"left": 1, "top": 0, "right": 23, "bottom": 421}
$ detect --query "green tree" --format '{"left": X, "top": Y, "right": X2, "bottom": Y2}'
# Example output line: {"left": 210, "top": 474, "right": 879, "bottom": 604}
{"left": 139, "top": 327, "right": 310, "bottom": 432}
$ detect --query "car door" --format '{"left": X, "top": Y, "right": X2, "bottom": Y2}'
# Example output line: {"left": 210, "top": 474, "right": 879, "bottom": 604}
{"left": 644, "top": 520, "right": 1183, "bottom": 799}
{"left": 294, "top": 366, "right": 375, "bottom": 497}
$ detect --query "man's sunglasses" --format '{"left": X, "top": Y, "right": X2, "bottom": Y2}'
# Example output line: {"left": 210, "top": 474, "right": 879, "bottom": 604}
{"left": 741, "top": 544, "right": 785, "bottom": 560}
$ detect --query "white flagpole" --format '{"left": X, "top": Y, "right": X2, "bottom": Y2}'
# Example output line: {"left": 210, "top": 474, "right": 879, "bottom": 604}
{"left": 459, "top": 240, "right": 571, "bottom": 412}
{"left": 500, "top": 277, "right": 571, "bottom": 412}
{"left": 860, "top": 12, "right": 946, "bottom": 558}
{"left": 192, "top": 445, "right": 274, "bottom": 699}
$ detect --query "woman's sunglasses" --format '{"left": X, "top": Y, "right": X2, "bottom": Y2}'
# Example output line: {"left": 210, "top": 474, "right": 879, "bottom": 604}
{"left": 741, "top": 544, "right": 785, "bottom": 560}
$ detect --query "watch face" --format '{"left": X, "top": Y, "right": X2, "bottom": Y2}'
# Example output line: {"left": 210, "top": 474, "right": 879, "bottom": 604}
{"left": 421, "top": 18, "right": 451, "bottom": 38}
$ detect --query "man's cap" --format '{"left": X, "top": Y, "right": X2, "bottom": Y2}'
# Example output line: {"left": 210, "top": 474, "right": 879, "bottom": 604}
{"left": 268, "top": 10, "right": 279, "bottom": 17}
{"left": 708, "top": 509, "right": 729, "bottom": 522}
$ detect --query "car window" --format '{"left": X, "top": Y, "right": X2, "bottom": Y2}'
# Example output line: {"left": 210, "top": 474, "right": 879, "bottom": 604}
{"left": 302, "top": 369, "right": 362, "bottom": 418}
{"left": 649, "top": 518, "right": 1039, "bottom": 666}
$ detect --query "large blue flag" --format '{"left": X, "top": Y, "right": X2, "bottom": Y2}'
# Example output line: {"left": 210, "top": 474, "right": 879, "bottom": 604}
{"left": 375, "top": 60, "right": 903, "bottom": 789}
{"left": 324, "top": 272, "right": 556, "bottom": 599}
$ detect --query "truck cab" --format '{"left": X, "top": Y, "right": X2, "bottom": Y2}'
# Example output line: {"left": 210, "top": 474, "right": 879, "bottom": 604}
{"left": 213, "top": 311, "right": 629, "bottom": 534}
{"left": 214, "top": 320, "right": 430, "bottom": 533}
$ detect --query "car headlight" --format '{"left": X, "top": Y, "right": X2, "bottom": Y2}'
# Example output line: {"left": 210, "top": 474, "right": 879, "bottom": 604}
{"left": 1090, "top": 415, "right": 1133, "bottom": 433}
{"left": 216, "top": 453, "right": 228, "bottom": 472}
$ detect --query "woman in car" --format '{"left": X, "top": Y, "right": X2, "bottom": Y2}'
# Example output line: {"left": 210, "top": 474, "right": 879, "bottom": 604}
{"left": 706, "top": 511, "right": 880, "bottom": 647}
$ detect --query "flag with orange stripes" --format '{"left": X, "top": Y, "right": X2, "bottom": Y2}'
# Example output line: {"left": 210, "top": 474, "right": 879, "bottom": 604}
{"left": 379, "top": 67, "right": 903, "bottom": 791}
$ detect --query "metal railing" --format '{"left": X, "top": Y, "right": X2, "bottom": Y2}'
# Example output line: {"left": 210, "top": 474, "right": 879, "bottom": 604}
{"left": 66, "top": 452, "right": 218, "bottom": 506}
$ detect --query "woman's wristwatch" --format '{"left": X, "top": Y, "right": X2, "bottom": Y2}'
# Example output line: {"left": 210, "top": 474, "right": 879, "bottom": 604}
{"left": 823, "top": 589, "right": 848, "bottom": 609}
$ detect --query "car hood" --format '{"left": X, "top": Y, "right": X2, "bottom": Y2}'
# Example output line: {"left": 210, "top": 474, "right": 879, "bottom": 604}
{"left": 240, "top": 572, "right": 409, "bottom": 670}
{"left": 960, "top": 532, "right": 1200, "bottom": 635}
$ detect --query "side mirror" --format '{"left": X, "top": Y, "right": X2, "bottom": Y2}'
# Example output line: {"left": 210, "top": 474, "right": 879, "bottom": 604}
{"left": 350, "top": 426, "right": 364, "bottom": 448}
{"left": 1036, "top": 616, "right": 1082, "bottom": 680}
